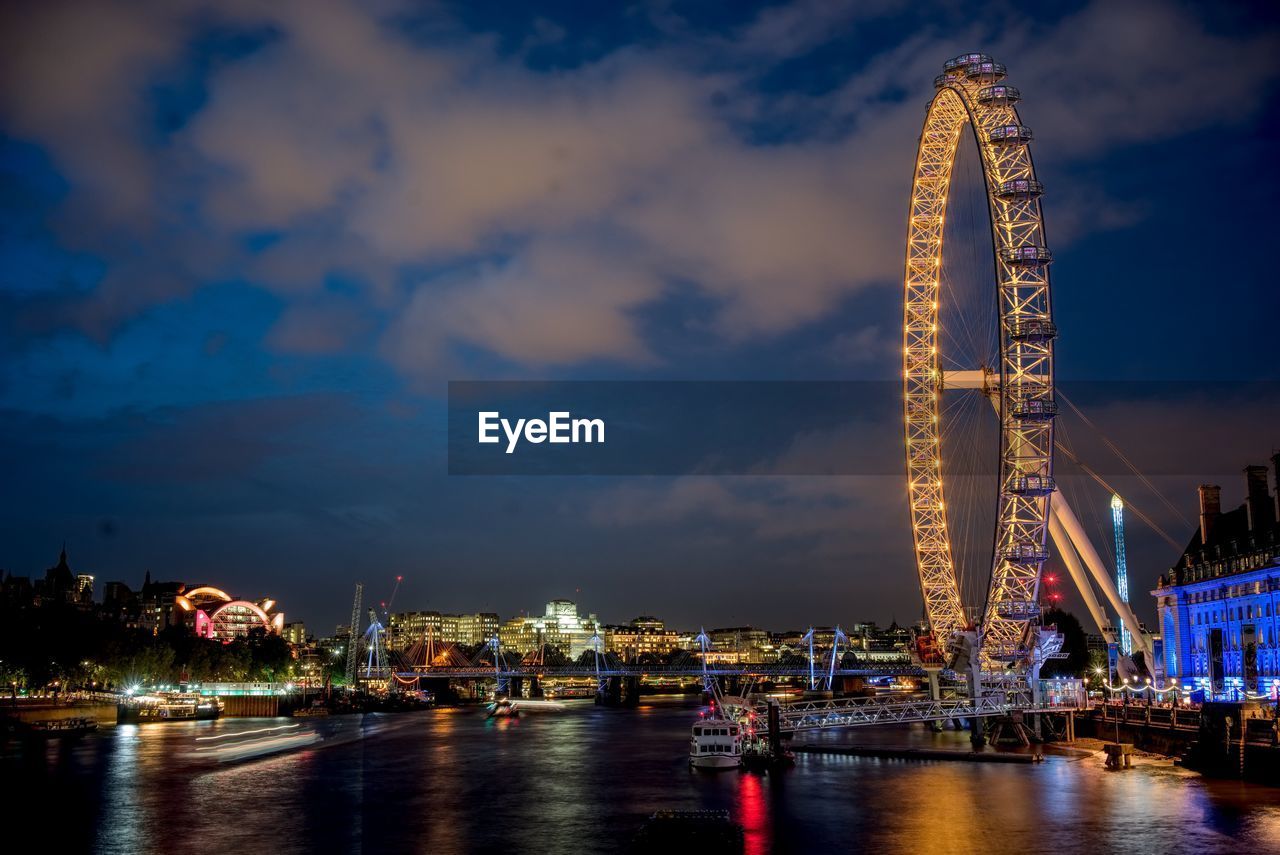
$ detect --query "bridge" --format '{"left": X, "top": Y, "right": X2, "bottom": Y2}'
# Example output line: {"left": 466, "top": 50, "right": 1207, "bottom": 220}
{"left": 389, "top": 662, "right": 924, "bottom": 681}
{"left": 752, "top": 691, "right": 1083, "bottom": 734}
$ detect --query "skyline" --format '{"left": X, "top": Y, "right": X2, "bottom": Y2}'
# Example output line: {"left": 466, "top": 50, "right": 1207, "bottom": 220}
{"left": 3, "top": 0, "right": 1280, "bottom": 633}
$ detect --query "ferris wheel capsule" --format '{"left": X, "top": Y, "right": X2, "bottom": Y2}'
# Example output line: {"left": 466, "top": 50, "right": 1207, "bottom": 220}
{"left": 944, "top": 53, "right": 993, "bottom": 71}
{"left": 988, "top": 124, "right": 1034, "bottom": 144}
{"left": 1002, "top": 245, "right": 1053, "bottom": 266}
{"left": 977, "top": 85, "right": 1021, "bottom": 105}
{"left": 995, "top": 178, "right": 1044, "bottom": 200}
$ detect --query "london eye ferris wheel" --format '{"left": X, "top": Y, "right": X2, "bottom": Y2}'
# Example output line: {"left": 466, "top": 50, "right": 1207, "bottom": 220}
{"left": 903, "top": 54, "right": 1058, "bottom": 666}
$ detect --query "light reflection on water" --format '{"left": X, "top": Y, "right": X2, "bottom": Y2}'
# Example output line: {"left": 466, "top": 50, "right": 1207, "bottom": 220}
{"left": 6, "top": 697, "right": 1279, "bottom": 853}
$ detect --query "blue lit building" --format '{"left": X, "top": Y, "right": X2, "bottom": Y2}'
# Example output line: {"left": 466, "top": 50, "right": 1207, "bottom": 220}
{"left": 1153, "top": 459, "right": 1280, "bottom": 700}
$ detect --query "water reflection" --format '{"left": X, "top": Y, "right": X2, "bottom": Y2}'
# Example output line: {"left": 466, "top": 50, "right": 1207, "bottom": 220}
{"left": 5, "top": 698, "right": 1280, "bottom": 853}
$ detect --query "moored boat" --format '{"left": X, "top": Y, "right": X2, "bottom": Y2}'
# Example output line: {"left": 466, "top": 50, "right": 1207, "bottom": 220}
{"left": 117, "top": 692, "right": 222, "bottom": 724}
{"left": 689, "top": 717, "right": 743, "bottom": 769}
{"left": 18, "top": 716, "right": 99, "bottom": 739}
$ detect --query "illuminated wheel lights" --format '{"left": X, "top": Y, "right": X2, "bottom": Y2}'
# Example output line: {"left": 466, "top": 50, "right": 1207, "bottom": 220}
{"left": 903, "top": 54, "right": 1056, "bottom": 666}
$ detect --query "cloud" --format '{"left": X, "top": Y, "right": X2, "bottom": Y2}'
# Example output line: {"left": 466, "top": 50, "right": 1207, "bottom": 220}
{"left": 588, "top": 475, "right": 895, "bottom": 545}
{"left": 0, "top": 0, "right": 184, "bottom": 221}
{"left": 1002, "top": 0, "right": 1280, "bottom": 160}
{"left": 2, "top": 0, "right": 1277, "bottom": 372}
{"left": 385, "top": 238, "right": 661, "bottom": 372}
{"left": 266, "top": 297, "right": 374, "bottom": 356}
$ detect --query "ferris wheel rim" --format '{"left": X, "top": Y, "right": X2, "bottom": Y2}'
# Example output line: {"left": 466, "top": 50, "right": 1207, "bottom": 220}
{"left": 902, "top": 55, "right": 1057, "bottom": 664}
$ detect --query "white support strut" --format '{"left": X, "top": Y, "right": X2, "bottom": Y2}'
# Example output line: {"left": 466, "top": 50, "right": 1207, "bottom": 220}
{"left": 1050, "top": 492, "right": 1153, "bottom": 659}
{"left": 1047, "top": 509, "right": 1116, "bottom": 646}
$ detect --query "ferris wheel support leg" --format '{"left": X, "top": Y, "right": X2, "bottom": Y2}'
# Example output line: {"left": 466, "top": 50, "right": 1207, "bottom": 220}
{"left": 1047, "top": 511, "right": 1116, "bottom": 645}
{"left": 1049, "top": 492, "right": 1153, "bottom": 659}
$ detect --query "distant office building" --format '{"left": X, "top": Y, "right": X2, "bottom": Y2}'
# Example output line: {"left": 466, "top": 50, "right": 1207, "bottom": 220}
{"left": 389, "top": 611, "right": 499, "bottom": 650}
{"left": 604, "top": 617, "right": 680, "bottom": 660}
{"left": 1153, "top": 459, "right": 1280, "bottom": 699}
{"left": 1, "top": 572, "right": 34, "bottom": 608}
{"left": 137, "top": 572, "right": 186, "bottom": 634}
{"left": 444, "top": 612, "right": 499, "bottom": 647}
{"left": 75, "top": 574, "right": 94, "bottom": 605}
{"left": 391, "top": 611, "right": 442, "bottom": 649}
{"left": 498, "top": 599, "right": 599, "bottom": 658}
{"left": 1084, "top": 633, "right": 1109, "bottom": 655}
{"left": 102, "top": 580, "right": 138, "bottom": 623}
{"left": 282, "top": 622, "right": 309, "bottom": 646}
{"left": 707, "top": 627, "right": 775, "bottom": 663}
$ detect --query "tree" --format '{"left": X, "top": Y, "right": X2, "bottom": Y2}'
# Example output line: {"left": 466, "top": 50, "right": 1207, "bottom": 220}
{"left": 1040, "top": 608, "right": 1091, "bottom": 677}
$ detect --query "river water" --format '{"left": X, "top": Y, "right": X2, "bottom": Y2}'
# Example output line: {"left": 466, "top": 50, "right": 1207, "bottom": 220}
{"left": 6, "top": 696, "right": 1279, "bottom": 853}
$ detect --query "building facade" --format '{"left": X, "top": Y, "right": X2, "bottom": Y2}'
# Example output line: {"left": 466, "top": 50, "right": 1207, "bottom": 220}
{"left": 175, "top": 585, "right": 285, "bottom": 641}
{"left": 389, "top": 611, "right": 499, "bottom": 650}
{"left": 498, "top": 599, "right": 599, "bottom": 658}
{"left": 603, "top": 617, "right": 680, "bottom": 660}
{"left": 1153, "top": 459, "right": 1280, "bottom": 699}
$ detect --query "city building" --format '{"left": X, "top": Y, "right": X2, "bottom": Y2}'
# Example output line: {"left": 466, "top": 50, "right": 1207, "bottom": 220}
{"left": 282, "top": 621, "right": 309, "bottom": 646}
{"left": 498, "top": 599, "right": 600, "bottom": 658}
{"left": 75, "top": 574, "right": 94, "bottom": 605}
{"left": 707, "top": 626, "right": 776, "bottom": 663}
{"left": 0, "top": 572, "right": 34, "bottom": 609}
{"left": 1153, "top": 458, "right": 1280, "bottom": 699}
{"left": 174, "top": 585, "right": 285, "bottom": 641}
{"left": 136, "top": 573, "right": 186, "bottom": 634}
{"left": 603, "top": 616, "right": 680, "bottom": 660}
{"left": 388, "top": 611, "right": 499, "bottom": 650}
{"left": 101, "top": 580, "right": 137, "bottom": 622}
{"left": 30, "top": 546, "right": 80, "bottom": 606}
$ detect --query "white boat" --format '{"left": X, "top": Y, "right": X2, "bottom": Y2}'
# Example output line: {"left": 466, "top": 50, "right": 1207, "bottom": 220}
{"left": 689, "top": 718, "right": 743, "bottom": 769}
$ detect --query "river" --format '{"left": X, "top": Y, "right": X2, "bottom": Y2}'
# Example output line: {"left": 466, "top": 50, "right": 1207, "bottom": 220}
{"left": 6, "top": 696, "right": 1279, "bottom": 853}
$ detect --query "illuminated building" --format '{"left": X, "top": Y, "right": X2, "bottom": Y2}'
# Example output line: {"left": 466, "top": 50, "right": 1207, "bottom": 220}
{"left": 707, "top": 627, "right": 774, "bottom": 663}
{"left": 498, "top": 599, "right": 599, "bottom": 658}
{"left": 604, "top": 617, "right": 679, "bottom": 660}
{"left": 1153, "top": 459, "right": 1280, "bottom": 699}
{"left": 282, "top": 622, "right": 309, "bottom": 646}
{"left": 137, "top": 573, "right": 186, "bottom": 634}
{"left": 175, "top": 585, "right": 285, "bottom": 641}
{"left": 389, "top": 611, "right": 499, "bottom": 649}
{"left": 391, "top": 611, "right": 442, "bottom": 649}
{"left": 75, "top": 574, "right": 94, "bottom": 605}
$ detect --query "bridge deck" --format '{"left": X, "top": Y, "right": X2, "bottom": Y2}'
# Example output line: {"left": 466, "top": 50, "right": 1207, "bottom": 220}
{"left": 389, "top": 663, "right": 924, "bottom": 680}
{"left": 758, "top": 694, "right": 1081, "bottom": 732}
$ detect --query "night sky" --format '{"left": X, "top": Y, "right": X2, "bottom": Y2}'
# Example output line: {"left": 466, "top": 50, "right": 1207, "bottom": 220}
{"left": 2, "top": 0, "right": 1279, "bottom": 635}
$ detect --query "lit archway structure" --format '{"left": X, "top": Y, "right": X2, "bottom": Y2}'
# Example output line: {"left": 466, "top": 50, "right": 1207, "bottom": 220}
{"left": 903, "top": 54, "right": 1056, "bottom": 664}
{"left": 205, "top": 600, "right": 283, "bottom": 641}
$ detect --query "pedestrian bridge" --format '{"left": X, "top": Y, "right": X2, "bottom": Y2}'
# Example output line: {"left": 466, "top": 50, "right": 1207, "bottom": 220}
{"left": 391, "top": 662, "right": 924, "bottom": 681}
{"left": 753, "top": 692, "right": 1084, "bottom": 734}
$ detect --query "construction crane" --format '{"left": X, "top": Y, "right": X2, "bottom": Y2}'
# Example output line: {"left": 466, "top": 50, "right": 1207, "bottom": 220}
{"left": 344, "top": 582, "right": 363, "bottom": 690}
{"left": 1111, "top": 494, "right": 1133, "bottom": 655}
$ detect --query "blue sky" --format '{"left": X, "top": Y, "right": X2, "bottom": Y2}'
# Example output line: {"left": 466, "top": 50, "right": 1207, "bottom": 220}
{"left": 2, "top": 0, "right": 1279, "bottom": 633}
